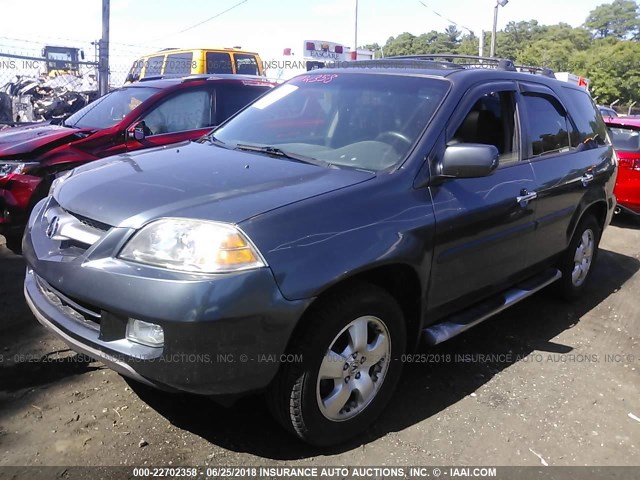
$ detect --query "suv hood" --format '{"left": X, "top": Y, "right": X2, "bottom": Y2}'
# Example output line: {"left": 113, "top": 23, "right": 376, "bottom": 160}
{"left": 0, "top": 123, "right": 89, "bottom": 157}
{"left": 55, "top": 141, "right": 374, "bottom": 227}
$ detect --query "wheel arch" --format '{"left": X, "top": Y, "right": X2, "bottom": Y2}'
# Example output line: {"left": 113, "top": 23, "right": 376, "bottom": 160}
{"left": 284, "top": 263, "right": 424, "bottom": 356}
{"left": 567, "top": 200, "right": 608, "bottom": 244}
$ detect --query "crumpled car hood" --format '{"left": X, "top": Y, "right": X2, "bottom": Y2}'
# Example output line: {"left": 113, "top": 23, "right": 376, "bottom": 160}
{"left": 0, "top": 123, "right": 90, "bottom": 157}
{"left": 55, "top": 141, "right": 374, "bottom": 227}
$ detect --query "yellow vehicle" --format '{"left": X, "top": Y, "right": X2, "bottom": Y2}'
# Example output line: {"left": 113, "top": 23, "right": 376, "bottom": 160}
{"left": 125, "top": 48, "right": 265, "bottom": 83}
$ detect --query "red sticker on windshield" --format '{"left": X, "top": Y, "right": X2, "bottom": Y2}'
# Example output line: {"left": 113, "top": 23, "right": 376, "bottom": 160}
{"left": 300, "top": 74, "right": 338, "bottom": 84}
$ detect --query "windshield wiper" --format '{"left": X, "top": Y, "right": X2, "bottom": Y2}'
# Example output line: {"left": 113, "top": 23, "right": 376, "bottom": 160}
{"left": 200, "top": 133, "right": 233, "bottom": 149}
{"left": 234, "top": 143, "right": 334, "bottom": 168}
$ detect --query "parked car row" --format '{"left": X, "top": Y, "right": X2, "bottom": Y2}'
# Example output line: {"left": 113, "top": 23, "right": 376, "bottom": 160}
{"left": 0, "top": 75, "right": 273, "bottom": 251}
{"left": 1, "top": 55, "right": 622, "bottom": 446}
{"left": 604, "top": 117, "right": 640, "bottom": 216}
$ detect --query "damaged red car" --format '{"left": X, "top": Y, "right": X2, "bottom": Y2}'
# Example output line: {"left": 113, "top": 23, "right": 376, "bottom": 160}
{"left": 0, "top": 75, "right": 272, "bottom": 251}
{"left": 605, "top": 117, "right": 640, "bottom": 217}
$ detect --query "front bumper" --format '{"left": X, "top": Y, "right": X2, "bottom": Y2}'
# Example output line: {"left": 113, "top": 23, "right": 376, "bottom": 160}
{"left": 23, "top": 199, "right": 310, "bottom": 395}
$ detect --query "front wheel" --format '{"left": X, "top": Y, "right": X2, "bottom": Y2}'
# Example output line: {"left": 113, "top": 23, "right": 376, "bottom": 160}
{"left": 267, "top": 282, "right": 406, "bottom": 446}
{"left": 555, "top": 214, "right": 601, "bottom": 300}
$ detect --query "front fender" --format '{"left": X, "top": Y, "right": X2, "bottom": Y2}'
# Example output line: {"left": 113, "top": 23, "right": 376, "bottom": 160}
{"left": 241, "top": 177, "right": 436, "bottom": 301}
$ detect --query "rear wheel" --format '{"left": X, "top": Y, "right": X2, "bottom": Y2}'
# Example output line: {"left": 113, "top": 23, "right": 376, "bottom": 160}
{"left": 267, "top": 282, "right": 406, "bottom": 446}
{"left": 555, "top": 214, "right": 601, "bottom": 300}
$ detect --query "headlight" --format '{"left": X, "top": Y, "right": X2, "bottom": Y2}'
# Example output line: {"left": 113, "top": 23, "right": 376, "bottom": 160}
{"left": 49, "top": 170, "right": 73, "bottom": 195}
{"left": 0, "top": 161, "right": 39, "bottom": 178}
{"left": 119, "top": 218, "right": 267, "bottom": 273}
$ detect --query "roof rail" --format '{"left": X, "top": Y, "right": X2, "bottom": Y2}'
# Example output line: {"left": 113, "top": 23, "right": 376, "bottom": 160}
{"left": 137, "top": 75, "right": 167, "bottom": 82}
{"left": 136, "top": 73, "right": 271, "bottom": 83}
{"left": 385, "top": 54, "right": 556, "bottom": 78}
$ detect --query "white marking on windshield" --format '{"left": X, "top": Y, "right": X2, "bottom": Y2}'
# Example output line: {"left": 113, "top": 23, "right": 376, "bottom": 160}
{"left": 252, "top": 84, "right": 299, "bottom": 110}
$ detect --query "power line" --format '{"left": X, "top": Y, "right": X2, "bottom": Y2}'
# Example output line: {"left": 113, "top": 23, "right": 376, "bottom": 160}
{"left": 418, "top": 1, "right": 475, "bottom": 35}
{"left": 145, "top": 0, "right": 249, "bottom": 44}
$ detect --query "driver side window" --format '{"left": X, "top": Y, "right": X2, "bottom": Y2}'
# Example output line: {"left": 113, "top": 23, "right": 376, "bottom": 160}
{"left": 452, "top": 91, "right": 519, "bottom": 165}
{"left": 141, "top": 90, "right": 213, "bottom": 136}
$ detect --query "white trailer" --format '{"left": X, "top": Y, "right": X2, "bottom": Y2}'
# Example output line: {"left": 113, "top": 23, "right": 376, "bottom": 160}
{"left": 555, "top": 72, "right": 590, "bottom": 90}
{"left": 265, "top": 40, "right": 374, "bottom": 82}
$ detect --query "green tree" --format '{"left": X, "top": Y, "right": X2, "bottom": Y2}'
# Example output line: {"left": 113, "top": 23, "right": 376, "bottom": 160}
{"left": 496, "top": 20, "right": 547, "bottom": 58}
{"left": 382, "top": 33, "right": 416, "bottom": 56}
{"left": 457, "top": 32, "right": 480, "bottom": 56}
{"left": 571, "top": 39, "right": 640, "bottom": 105}
{"left": 584, "top": 0, "right": 640, "bottom": 39}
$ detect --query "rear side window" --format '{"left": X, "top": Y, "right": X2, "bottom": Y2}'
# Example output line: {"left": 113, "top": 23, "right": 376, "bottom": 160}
{"left": 562, "top": 87, "right": 608, "bottom": 147}
{"left": 206, "top": 52, "right": 233, "bottom": 74}
{"left": 522, "top": 94, "right": 572, "bottom": 157}
{"left": 216, "top": 85, "right": 271, "bottom": 124}
{"left": 145, "top": 55, "right": 165, "bottom": 76}
{"left": 235, "top": 54, "right": 259, "bottom": 75}
{"left": 164, "top": 52, "right": 194, "bottom": 75}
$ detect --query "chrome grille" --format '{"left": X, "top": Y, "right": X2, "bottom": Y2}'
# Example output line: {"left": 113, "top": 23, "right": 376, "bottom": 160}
{"left": 43, "top": 206, "right": 110, "bottom": 247}
{"left": 68, "top": 211, "right": 111, "bottom": 232}
{"left": 35, "top": 275, "right": 101, "bottom": 330}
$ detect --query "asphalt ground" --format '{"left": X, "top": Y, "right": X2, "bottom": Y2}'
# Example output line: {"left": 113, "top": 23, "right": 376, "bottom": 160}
{"left": 0, "top": 218, "right": 638, "bottom": 469}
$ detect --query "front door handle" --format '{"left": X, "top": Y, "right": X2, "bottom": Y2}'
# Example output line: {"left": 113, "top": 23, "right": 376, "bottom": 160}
{"left": 517, "top": 189, "right": 537, "bottom": 207}
{"left": 581, "top": 173, "right": 594, "bottom": 186}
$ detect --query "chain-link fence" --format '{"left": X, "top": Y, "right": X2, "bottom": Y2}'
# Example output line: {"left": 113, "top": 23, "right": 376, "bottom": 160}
{"left": 0, "top": 38, "right": 146, "bottom": 126}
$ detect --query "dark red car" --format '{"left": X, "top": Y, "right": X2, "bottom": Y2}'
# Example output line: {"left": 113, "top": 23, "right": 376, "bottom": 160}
{"left": 605, "top": 117, "right": 640, "bottom": 216}
{"left": 0, "top": 75, "right": 272, "bottom": 250}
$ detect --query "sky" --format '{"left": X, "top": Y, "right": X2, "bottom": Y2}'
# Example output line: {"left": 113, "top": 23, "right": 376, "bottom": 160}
{"left": 0, "top": 0, "right": 618, "bottom": 81}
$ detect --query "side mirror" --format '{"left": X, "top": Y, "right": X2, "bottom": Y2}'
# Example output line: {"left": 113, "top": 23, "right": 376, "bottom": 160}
{"left": 127, "top": 121, "right": 147, "bottom": 141}
{"left": 440, "top": 143, "right": 499, "bottom": 179}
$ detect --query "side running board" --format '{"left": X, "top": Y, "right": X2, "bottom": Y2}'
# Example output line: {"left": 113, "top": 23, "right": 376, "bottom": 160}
{"left": 422, "top": 268, "right": 562, "bottom": 346}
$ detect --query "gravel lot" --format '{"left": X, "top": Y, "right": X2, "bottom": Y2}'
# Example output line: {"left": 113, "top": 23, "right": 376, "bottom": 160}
{"left": 1, "top": 219, "right": 639, "bottom": 468}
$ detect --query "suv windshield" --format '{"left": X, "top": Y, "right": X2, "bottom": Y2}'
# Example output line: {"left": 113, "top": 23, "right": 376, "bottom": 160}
{"left": 64, "top": 87, "right": 159, "bottom": 129}
{"left": 213, "top": 73, "right": 449, "bottom": 171}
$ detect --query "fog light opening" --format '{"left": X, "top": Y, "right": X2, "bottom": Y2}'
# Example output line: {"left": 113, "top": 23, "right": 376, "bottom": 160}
{"left": 126, "top": 319, "right": 164, "bottom": 347}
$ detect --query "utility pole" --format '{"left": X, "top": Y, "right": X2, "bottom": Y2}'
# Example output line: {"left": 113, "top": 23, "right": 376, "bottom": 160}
{"left": 98, "top": 0, "right": 110, "bottom": 96}
{"left": 353, "top": 0, "right": 359, "bottom": 60}
{"left": 490, "top": 0, "right": 509, "bottom": 58}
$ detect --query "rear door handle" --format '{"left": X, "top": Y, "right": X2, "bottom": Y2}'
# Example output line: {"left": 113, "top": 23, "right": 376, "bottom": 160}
{"left": 516, "top": 189, "right": 537, "bottom": 207}
{"left": 581, "top": 173, "right": 594, "bottom": 186}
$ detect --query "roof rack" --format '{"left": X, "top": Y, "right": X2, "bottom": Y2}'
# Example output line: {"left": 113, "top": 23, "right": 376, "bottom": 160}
{"left": 385, "top": 54, "right": 556, "bottom": 78}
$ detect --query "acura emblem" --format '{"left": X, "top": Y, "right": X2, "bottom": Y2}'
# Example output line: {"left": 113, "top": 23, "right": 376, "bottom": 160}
{"left": 46, "top": 215, "right": 60, "bottom": 239}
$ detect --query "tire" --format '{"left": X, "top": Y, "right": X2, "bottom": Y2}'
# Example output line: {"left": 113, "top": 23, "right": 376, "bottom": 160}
{"left": 267, "top": 282, "right": 406, "bottom": 446}
{"left": 554, "top": 214, "right": 601, "bottom": 300}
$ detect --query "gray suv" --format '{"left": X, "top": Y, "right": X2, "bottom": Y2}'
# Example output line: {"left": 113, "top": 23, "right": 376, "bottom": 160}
{"left": 23, "top": 55, "right": 617, "bottom": 446}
